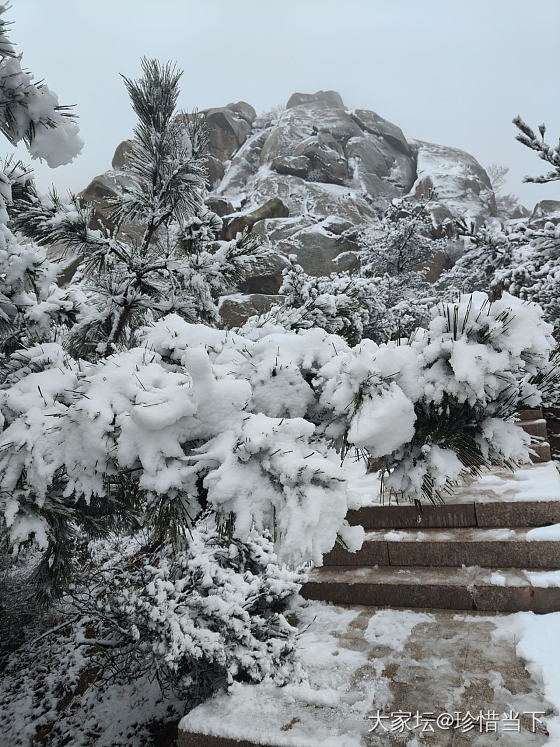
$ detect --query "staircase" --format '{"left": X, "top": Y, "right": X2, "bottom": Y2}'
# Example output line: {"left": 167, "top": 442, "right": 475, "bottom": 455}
{"left": 303, "top": 498, "right": 560, "bottom": 613}
{"left": 303, "top": 410, "right": 560, "bottom": 614}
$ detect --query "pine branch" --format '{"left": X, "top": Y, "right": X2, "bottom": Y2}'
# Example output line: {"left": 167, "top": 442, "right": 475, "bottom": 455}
{"left": 513, "top": 116, "right": 560, "bottom": 183}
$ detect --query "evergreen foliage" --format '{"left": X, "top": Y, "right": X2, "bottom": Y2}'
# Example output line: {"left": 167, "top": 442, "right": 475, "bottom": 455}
{"left": 0, "top": 4, "right": 82, "bottom": 170}
{"left": 10, "top": 60, "right": 266, "bottom": 360}
{"left": 68, "top": 524, "right": 303, "bottom": 704}
{"left": 354, "top": 194, "right": 446, "bottom": 277}
{"left": 514, "top": 116, "right": 560, "bottom": 183}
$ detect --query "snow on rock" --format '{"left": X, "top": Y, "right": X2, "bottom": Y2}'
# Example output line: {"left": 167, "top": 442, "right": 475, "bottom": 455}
{"left": 79, "top": 92, "right": 497, "bottom": 305}
{"left": 409, "top": 139, "right": 496, "bottom": 226}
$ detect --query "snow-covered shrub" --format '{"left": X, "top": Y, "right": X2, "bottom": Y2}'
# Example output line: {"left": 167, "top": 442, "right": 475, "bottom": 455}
{"left": 70, "top": 523, "right": 303, "bottom": 704}
{"left": 249, "top": 255, "right": 434, "bottom": 346}
{"left": 379, "top": 292, "right": 553, "bottom": 501}
{"left": 440, "top": 217, "right": 560, "bottom": 340}
{"left": 352, "top": 194, "right": 448, "bottom": 277}
{"left": 246, "top": 255, "right": 372, "bottom": 345}
{"left": 1, "top": 291, "right": 554, "bottom": 585}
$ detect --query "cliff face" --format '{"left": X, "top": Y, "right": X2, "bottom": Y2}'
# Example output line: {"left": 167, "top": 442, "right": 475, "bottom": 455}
{"left": 79, "top": 90, "right": 498, "bottom": 324}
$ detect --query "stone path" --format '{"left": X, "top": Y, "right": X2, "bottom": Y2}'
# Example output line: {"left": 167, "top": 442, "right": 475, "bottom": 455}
{"left": 179, "top": 605, "right": 555, "bottom": 746}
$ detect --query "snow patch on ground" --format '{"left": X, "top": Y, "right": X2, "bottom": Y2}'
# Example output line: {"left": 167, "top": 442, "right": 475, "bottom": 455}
{"left": 363, "top": 609, "right": 435, "bottom": 650}
{"left": 526, "top": 523, "right": 560, "bottom": 541}
{"left": 491, "top": 612, "right": 560, "bottom": 743}
{"left": 180, "top": 600, "right": 427, "bottom": 746}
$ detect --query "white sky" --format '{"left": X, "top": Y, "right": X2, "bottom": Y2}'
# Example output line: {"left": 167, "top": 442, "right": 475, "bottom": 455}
{"left": 10, "top": 0, "right": 560, "bottom": 209}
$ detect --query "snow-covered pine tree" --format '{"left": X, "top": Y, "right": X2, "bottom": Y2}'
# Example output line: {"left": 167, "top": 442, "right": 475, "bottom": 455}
{"left": 336, "top": 193, "right": 446, "bottom": 341}
{"left": 0, "top": 4, "right": 89, "bottom": 610}
{"left": 11, "top": 58, "right": 266, "bottom": 360}
{"left": 441, "top": 114, "right": 560, "bottom": 342}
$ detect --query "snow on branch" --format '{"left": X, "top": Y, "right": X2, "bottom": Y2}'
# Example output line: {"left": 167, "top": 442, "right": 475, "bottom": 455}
{"left": 514, "top": 116, "right": 560, "bottom": 183}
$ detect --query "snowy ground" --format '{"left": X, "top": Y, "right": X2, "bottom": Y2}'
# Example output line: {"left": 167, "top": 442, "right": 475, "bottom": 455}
{"left": 180, "top": 600, "right": 560, "bottom": 746}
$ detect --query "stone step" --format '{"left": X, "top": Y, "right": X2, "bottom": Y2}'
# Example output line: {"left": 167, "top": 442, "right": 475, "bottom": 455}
{"left": 347, "top": 499, "right": 560, "bottom": 530}
{"left": 324, "top": 527, "right": 560, "bottom": 568}
{"left": 517, "top": 418, "right": 548, "bottom": 439}
{"left": 531, "top": 441, "right": 552, "bottom": 463}
{"left": 517, "top": 408, "right": 543, "bottom": 421}
{"left": 302, "top": 565, "right": 560, "bottom": 613}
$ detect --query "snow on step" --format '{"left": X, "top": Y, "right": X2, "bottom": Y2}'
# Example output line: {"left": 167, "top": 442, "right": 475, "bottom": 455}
{"left": 303, "top": 566, "right": 560, "bottom": 613}
{"left": 324, "top": 526, "right": 560, "bottom": 568}
{"left": 348, "top": 499, "right": 560, "bottom": 530}
{"left": 345, "top": 462, "right": 560, "bottom": 512}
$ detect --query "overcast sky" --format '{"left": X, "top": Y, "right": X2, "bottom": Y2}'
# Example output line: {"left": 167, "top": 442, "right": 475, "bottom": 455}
{"left": 11, "top": 0, "right": 560, "bottom": 209}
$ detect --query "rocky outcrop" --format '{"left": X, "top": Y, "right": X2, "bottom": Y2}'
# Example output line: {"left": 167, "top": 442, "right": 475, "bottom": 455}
{"left": 75, "top": 90, "right": 499, "bottom": 326}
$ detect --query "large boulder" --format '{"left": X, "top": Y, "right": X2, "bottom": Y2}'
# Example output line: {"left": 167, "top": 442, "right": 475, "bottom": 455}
{"left": 293, "top": 135, "right": 348, "bottom": 185}
{"left": 531, "top": 200, "right": 560, "bottom": 226}
{"left": 222, "top": 198, "right": 289, "bottom": 240}
{"left": 286, "top": 90, "right": 345, "bottom": 109}
{"left": 346, "top": 134, "right": 415, "bottom": 196}
{"left": 219, "top": 293, "right": 281, "bottom": 328}
{"left": 253, "top": 215, "right": 360, "bottom": 276}
{"left": 409, "top": 140, "right": 496, "bottom": 225}
{"left": 78, "top": 172, "right": 122, "bottom": 231}
{"left": 227, "top": 101, "right": 256, "bottom": 124}
{"left": 351, "top": 109, "right": 409, "bottom": 154}
{"left": 271, "top": 155, "right": 311, "bottom": 178}
{"left": 204, "top": 195, "right": 234, "bottom": 217}
{"left": 238, "top": 251, "right": 289, "bottom": 294}
{"left": 112, "top": 140, "right": 133, "bottom": 170}
{"left": 203, "top": 107, "right": 252, "bottom": 162}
